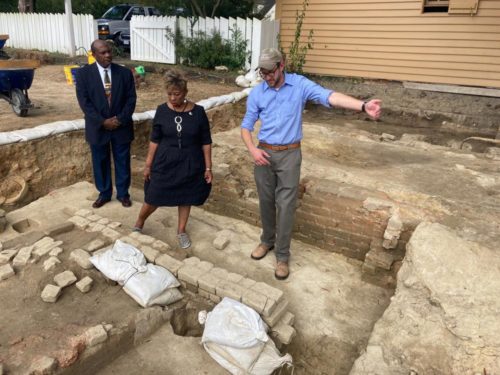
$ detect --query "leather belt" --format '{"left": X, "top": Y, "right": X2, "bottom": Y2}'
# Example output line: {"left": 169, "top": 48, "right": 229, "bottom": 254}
{"left": 258, "top": 142, "right": 301, "bottom": 151}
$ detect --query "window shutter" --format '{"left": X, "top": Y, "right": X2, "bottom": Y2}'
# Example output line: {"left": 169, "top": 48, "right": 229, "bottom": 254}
{"left": 448, "top": 0, "right": 479, "bottom": 14}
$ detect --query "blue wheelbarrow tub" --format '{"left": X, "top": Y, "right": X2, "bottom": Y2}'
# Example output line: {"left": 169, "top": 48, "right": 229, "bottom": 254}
{"left": 0, "top": 60, "right": 40, "bottom": 92}
{"left": 0, "top": 34, "right": 8, "bottom": 50}
{"left": 0, "top": 69, "right": 35, "bottom": 92}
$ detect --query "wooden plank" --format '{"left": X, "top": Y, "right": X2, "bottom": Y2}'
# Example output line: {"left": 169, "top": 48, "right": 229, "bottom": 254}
{"left": 0, "top": 59, "right": 41, "bottom": 69}
{"left": 403, "top": 81, "right": 500, "bottom": 97}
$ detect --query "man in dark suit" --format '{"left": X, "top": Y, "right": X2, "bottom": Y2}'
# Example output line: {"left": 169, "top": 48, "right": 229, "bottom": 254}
{"left": 76, "top": 39, "right": 137, "bottom": 208}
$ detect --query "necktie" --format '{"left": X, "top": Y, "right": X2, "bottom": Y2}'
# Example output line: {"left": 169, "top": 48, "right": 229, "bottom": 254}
{"left": 104, "top": 69, "right": 111, "bottom": 104}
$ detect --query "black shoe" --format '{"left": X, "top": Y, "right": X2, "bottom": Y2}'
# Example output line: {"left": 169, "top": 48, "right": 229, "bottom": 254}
{"left": 118, "top": 196, "right": 132, "bottom": 207}
{"left": 92, "top": 198, "right": 110, "bottom": 209}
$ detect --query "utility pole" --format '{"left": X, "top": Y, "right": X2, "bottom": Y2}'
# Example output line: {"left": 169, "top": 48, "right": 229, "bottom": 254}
{"left": 64, "top": 0, "right": 76, "bottom": 57}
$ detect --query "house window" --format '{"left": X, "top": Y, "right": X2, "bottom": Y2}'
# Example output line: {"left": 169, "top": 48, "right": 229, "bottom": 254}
{"left": 422, "top": 0, "right": 479, "bottom": 14}
{"left": 422, "top": 0, "right": 449, "bottom": 13}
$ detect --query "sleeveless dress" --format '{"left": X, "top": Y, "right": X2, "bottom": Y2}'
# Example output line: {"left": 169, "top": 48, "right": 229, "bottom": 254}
{"left": 144, "top": 103, "right": 212, "bottom": 206}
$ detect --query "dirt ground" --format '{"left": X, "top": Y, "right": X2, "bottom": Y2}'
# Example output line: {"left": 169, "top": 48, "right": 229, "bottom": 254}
{"left": 0, "top": 64, "right": 238, "bottom": 132}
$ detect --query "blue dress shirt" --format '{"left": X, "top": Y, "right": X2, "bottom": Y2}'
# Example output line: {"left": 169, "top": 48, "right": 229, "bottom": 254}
{"left": 241, "top": 73, "right": 333, "bottom": 145}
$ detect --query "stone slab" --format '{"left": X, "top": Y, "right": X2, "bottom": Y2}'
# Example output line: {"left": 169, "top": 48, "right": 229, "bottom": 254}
{"left": 252, "top": 282, "right": 284, "bottom": 304}
{"left": 0, "top": 263, "right": 15, "bottom": 281}
{"left": 76, "top": 276, "right": 93, "bottom": 293}
{"left": 198, "top": 272, "right": 224, "bottom": 294}
{"left": 44, "top": 222, "right": 75, "bottom": 237}
{"left": 70, "top": 249, "right": 93, "bottom": 269}
{"left": 54, "top": 270, "right": 77, "bottom": 288}
{"left": 263, "top": 299, "right": 289, "bottom": 327}
{"left": 0, "top": 249, "right": 17, "bottom": 264}
{"left": 241, "top": 288, "right": 267, "bottom": 314}
{"left": 140, "top": 245, "right": 160, "bottom": 263}
{"left": 12, "top": 246, "right": 33, "bottom": 268}
{"left": 215, "top": 281, "right": 245, "bottom": 302}
{"left": 41, "top": 284, "right": 62, "bottom": 303}
{"left": 85, "top": 324, "right": 108, "bottom": 346}
{"left": 85, "top": 238, "right": 107, "bottom": 252}
{"left": 155, "top": 254, "right": 183, "bottom": 276}
{"left": 43, "top": 256, "right": 61, "bottom": 272}
{"left": 68, "top": 216, "right": 90, "bottom": 229}
{"left": 177, "top": 265, "right": 209, "bottom": 286}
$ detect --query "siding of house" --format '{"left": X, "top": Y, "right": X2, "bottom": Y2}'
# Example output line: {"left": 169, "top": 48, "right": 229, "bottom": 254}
{"left": 275, "top": 0, "right": 500, "bottom": 88}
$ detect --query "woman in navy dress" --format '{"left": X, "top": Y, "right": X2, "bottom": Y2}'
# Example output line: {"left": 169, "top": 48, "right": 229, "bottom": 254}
{"left": 133, "top": 70, "right": 212, "bottom": 248}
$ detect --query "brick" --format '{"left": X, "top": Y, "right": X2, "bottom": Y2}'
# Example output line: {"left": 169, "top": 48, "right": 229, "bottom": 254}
{"left": 54, "top": 270, "right": 77, "bottom": 287}
{"left": 0, "top": 263, "right": 15, "bottom": 280}
{"left": 155, "top": 254, "right": 183, "bottom": 276}
{"left": 33, "top": 241, "right": 63, "bottom": 260}
{"left": 210, "top": 294, "right": 222, "bottom": 303}
{"left": 271, "top": 323, "right": 296, "bottom": 345}
{"left": 136, "top": 234, "right": 155, "bottom": 245}
{"left": 177, "top": 265, "right": 209, "bottom": 286}
{"left": 210, "top": 267, "right": 229, "bottom": 280}
{"left": 279, "top": 311, "right": 295, "bottom": 326}
{"left": 241, "top": 289, "right": 267, "bottom": 314}
{"left": 182, "top": 256, "right": 200, "bottom": 267}
{"left": 44, "top": 222, "right": 74, "bottom": 237}
{"left": 251, "top": 282, "right": 284, "bottom": 304}
{"left": 198, "top": 289, "right": 210, "bottom": 299}
{"left": 75, "top": 209, "right": 93, "bottom": 217}
{"left": 32, "top": 236, "right": 54, "bottom": 249}
{"left": 263, "top": 299, "right": 289, "bottom": 327}
{"left": 213, "top": 232, "right": 230, "bottom": 250}
{"left": 152, "top": 240, "right": 170, "bottom": 251}
{"left": 119, "top": 236, "right": 140, "bottom": 248}
{"left": 85, "top": 239, "right": 107, "bottom": 252}
{"left": 87, "top": 214, "right": 102, "bottom": 222}
{"left": 70, "top": 249, "right": 93, "bottom": 270}
{"left": 238, "top": 277, "right": 257, "bottom": 289}
{"left": 0, "top": 249, "right": 17, "bottom": 264}
{"left": 85, "top": 325, "right": 108, "bottom": 346}
{"left": 86, "top": 223, "right": 106, "bottom": 233}
{"left": 262, "top": 298, "right": 277, "bottom": 317}
{"left": 41, "top": 284, "right": 62, "bottom": 303}
{"left": 68, "top": 216, "right": 90, "bottom": 229}
{"left": 226, "top": 272, "right": 244, "bottom": 284}
{"left": 198, "top": 261, "right": 214, "bottom": 272}
{"left": 216, "top": 281, "right": 245, "bottom": 302}
{"left": 43, "top": 257, "right": 61, "bottom": 272}
{"left": 101, "top": 228, "right": 121, "bottom": 241}
{"left": 12, "top": 246, "right": 33, "bottom": 268}
{"left": 97, "top": 218, "right": 110, "bottom": 225}
{"left": 49, "top": 247, "right": 63, "bottom": 257}
{"left": 76, "top": 276, "right": 93, "bottom": 293}
{"left": 107, "top": 221, "right": 122, "bottom": 229}
{"left": 198, "top": 273, "right": 223, "bottom": 294}
{"left": 140, "top": 246, "right": 159, "bottom": 263}
{"left": 365, "top": 249, "right": 395, "bottom": 271}
{"left": 28, "top": 356, "right": 58, "bottom": 375}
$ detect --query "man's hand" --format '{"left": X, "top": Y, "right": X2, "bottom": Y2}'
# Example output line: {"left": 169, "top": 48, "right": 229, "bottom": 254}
{"left": 144, "top": 166, "right": 151, "bottom": 181}
{"left": 251, "top": 147, "right": 271, "bottom": 166}
{"left": 365, "top": 99, "right": 382, "bottom": 120}
{"left": 103, "top": 116, "right": 120, "bottom": 130}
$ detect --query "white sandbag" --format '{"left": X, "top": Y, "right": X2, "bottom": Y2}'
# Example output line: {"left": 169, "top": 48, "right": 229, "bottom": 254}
{"left": 123, "top": 263, "right": 180, "bottom": 307}
{"left": 244, "top": 70, "right": 257, "bottom": 82}
{"left": 89, "top": 239, "right": 146, "bottom": 284}
{"left": 236, "top": 75, "right": 250, "bottom": 88}
{"left": 202, "top": 297, "right": 268, "bottom": 349}
{"left": 148, "top": 287, "right": 183, "bottom": 306}
{"left": 204, "top": 338, "right": 292, "bottom": 375}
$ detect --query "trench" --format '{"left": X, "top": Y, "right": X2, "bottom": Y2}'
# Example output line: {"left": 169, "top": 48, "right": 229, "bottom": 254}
{"left": 1, "top": 98, "right": 496, "bottom": 375}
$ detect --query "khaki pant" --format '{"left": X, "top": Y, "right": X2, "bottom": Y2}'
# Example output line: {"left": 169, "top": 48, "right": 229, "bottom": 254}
{"left": 254, "top": 147, "right": 302, "bottom": 262}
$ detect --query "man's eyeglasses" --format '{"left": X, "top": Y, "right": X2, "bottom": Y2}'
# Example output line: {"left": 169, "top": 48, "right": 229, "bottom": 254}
{"left": 259, "top": 63, "right": 280, "bottom": 79}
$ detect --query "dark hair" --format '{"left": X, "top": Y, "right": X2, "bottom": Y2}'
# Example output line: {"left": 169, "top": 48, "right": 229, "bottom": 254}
{"left": 164, "top": 69, "right": 187, "bottom": 92}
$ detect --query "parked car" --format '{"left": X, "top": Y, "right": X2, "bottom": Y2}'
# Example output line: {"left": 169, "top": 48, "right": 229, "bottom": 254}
{"left": 96, "top": 4, "right": 161, "bottom": 48}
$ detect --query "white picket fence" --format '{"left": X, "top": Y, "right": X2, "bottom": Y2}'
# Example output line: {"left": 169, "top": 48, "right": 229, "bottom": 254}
{"left": 131, "top": 15, "right": 279, "bottom": 69}
{"left": 0, "top": 12, "right": 278, "bottom": 68}
{"left": 0, "top": 12, "right": 96, "bottom": 55}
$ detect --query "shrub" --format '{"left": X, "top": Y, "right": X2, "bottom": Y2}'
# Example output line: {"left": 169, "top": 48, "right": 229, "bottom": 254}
{"left": 171, "top": 25, "right": 249, "bottom": 70}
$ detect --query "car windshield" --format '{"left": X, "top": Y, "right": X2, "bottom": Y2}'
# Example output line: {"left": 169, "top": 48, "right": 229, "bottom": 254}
{"left": 102, "top": 5, "right": 131, "bottom": 20}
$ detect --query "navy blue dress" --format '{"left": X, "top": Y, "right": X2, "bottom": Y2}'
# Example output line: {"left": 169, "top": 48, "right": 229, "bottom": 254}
{"left": 145, "top": 103, "right": 212, "bottom": 206}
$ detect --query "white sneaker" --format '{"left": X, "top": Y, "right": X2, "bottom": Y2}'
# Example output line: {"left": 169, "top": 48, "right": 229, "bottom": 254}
{"left": 177, "top": 233, "right": 191, "bottom": 249}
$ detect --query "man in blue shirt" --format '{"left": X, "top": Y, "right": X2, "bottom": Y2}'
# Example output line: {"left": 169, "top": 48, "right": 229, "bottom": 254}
{"left": 241, "top": 48, "right": 381, "bottom": 280}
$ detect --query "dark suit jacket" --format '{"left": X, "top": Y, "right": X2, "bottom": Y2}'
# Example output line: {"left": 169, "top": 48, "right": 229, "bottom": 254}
{"left": 76, "top": 62, "right": 137, "bottom": 145}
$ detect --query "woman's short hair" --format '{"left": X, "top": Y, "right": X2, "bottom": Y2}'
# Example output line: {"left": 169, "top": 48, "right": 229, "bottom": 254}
{"left": 164, "top": 69, "right": 187, "bottom": 91}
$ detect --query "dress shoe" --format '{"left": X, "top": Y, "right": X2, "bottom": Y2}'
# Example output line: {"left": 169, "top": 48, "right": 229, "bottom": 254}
{"left": 118, "top": 196, "right": 132, "bottom": 207}
{"left": 275, "top": 261, "right": 289, "bottom": 280}
{"left": 250, "top": 243, "right": 274, "bottom": 260}
{"left": 92, "top": 198, "right": 110, "bottom": 209}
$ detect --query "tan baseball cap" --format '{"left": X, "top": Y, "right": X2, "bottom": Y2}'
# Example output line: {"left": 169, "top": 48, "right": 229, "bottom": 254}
{"left": 257, "top": 48, "right": 282, "bottom": 70}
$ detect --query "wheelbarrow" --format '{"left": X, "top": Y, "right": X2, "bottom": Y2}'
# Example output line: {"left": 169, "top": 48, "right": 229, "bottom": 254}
{"left": 0, "top": 59, "right": 40, "bottom": 117}
{"left": 0, "top": 34, "right": 9, "bottom": 59}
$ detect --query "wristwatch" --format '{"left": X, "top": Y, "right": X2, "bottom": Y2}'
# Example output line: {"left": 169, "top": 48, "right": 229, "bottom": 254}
{"left": 361, "top": 102, "right": 367, "bottom": 113}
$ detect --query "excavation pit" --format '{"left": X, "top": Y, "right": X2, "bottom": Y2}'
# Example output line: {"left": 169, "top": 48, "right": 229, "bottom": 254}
{"left": 0, "top": 66, "right": 499, "bottom": 375}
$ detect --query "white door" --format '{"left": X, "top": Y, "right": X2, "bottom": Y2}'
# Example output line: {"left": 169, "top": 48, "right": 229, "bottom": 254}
{"left": 130, "top": 15, "right": 176, "bottom": 64}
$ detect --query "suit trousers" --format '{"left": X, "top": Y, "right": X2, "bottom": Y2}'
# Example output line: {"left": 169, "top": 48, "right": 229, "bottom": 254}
{"left": 90, "top": 138, "right": 131, "bottom": 200}
{"left": 254, "top": 147, "right": 302, "bottom": 263}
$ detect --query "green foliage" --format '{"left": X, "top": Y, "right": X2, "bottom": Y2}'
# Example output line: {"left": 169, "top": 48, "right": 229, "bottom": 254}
{"left": 171, "top": 26, "right": 249, "bottom": 70}
{"left": 278, "top": 0, "right": 313, "bottom": 74}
